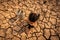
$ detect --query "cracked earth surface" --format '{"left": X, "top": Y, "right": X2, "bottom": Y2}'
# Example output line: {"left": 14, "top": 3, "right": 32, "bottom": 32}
{"left": 0, "top": 0, "right": 60, "bottom": 40}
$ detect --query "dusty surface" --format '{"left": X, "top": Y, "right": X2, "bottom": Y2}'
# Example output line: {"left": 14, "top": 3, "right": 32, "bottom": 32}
{"left": 0, "top": 0, "right": 60, "bottom": 40}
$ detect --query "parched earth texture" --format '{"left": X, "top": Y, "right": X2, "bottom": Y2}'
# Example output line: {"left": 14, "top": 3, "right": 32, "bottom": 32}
{"left": 0, "top": 0, "right": 60, "bottom": 40}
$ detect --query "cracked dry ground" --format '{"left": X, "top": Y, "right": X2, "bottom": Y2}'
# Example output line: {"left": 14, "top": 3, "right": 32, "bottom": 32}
{"left": 0, "top": 0, "right": 60, "bottom": 40}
